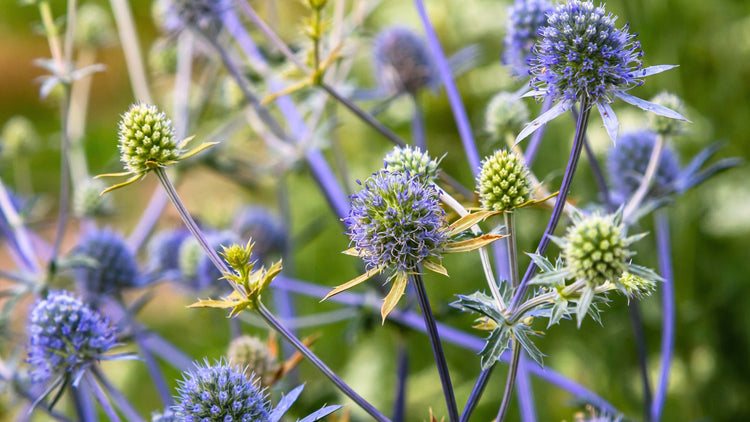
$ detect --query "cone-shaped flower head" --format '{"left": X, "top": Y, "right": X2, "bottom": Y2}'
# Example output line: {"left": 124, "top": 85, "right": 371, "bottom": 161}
{"left": 383, "top": 145, "right": 440, "bottom": 181}
{"left": 503, "top": 0, "right": 553, "bottom": 77}
{"left": 607, "top": 130, "right": 680, "bottom": 203}
{"left": 74, "top": 178, "right": 114, "bottom": 218}
{"left": 531, "top": 0, "right": 643, "bottom": 104}
{"left": 118, "top": 103, "right": 179, "bottom": 174}
{"left": 232, "top": 207, "right": 288, "bottom": 264}
{"left": 172, "top": 358, "right": 271, "bottom": 422}
{"left": 373, "top": 27, "right": 437, "bottom": 95}
{"left": 1, "top": 115, "right": 39, "bottom": 159}
{"left": 647, "top": 91, "right": 687, "bottom": 137}
{"left": 485, "top": 91, "right": 530, "bottom": 141}
{"left": 73, "top": 229, "right": 140, "bottom": 297}
{"left": 227, "top": 336, "right": 276, "bottom": 383}
{"left": 75, "top": 3, "right": 116, "bottom": 49}
{"left": 345, "top": 171, "right": 447, "bottom": 272}
{"left": 26, "top": 291, "right": 117, "bottom": 383}
{"left": 477, "top": 150, "right": 532, "bottom": 211}
{"left": 562, "top": 213, "right": 631, "bottom": 286}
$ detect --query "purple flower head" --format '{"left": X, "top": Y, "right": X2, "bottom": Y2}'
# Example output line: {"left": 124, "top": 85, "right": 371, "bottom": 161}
{"left": 73, "top": 228, "right": 141, "bottom": 297}
{"left": 232, "top": 207, "right": 288, "bottom": 265}
{"left": 153, "top": 0, "right": 232, "bottom": 35}
{"left": 147, "top": 228, "right": 190, "bottom": 274}
{"left": 173, "top": 358, "right": 270, "bottom": 422}
{"left": 373, "top": 27, "right": 438, "bottom": 95}
{"left": 502, "top": 0, "right": 553, "bottom": 78}
{"left": 516, "top": 0, "right": 688, "bottom": 144}
{"left": 344, "top": 171, "right": 447, "bottom": 273}
{"left": 26, "top": 290, "right": 117, "bottom": 383}
{"left": 607, "top": 130, "right": 681, "bottom": 204}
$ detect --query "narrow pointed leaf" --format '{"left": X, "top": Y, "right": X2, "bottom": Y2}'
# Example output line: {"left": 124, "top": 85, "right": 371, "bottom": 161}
{"left": 576, "top": 286, "right": 595, "bottom": 328}
{"left": 381, "top": 271, "right": 408, "bottom": 324}
{"left": 95, "top": 171, "right": 135, "bottom": 178}
{"left": 179, "top": 142, "right": 218, "bottom": 161}
{"left": 596, "top": 101, "right": 619, "bottom": 142}
{"left": 512, "top": 325, "right": 545, "bottom": 367}
{"left": 626, "top": 263, "right": 664, "bottom": 282}
{"left": 548, "top": 299, "right": 569, "bottom": 328}
{"left": 637, "top": 65, "right": 678, "bottom": 78}
{"left": 445, "top": 210, "right": 501, "bottom": 237}
{"left": 423, "top": 259, "right": 449, "bottom": 276}
{"left": 526, "top": 253, "right": 555, "bottom": 273}
{"left": 99, "top": 174, "right": 145, "bottom": 195}
{"left": 515, "top": 100, "right": 572, "bottom": 144}
{"left": 528, "top": 268, "right": 570, "bottom": 286}
{"left": 269, "top": 384, "right": 305, "bottom": 422}
{"left": 341, "top": 247, "right": 359, "bottom": 256}
{"left": 322, "top": 266, "right": 384, "bottom": 301}
{"left": 681, "top": 158, "right": 743, "bottom": 193}
{"left": 479, "top": 327, "right": 511, "bottom": 370}
{"left": 188, "top": 298, "right": 237, "bottom": 309}
{"left": 443, "top": 234, "right": 506, "bottom": 253}
{"left": 297, "top": 405, "right": 344, "bottom": 422}
{"left": 681, "top": 142, "right": 725, "bottom": 176}
{"left": 521, "top": 89, "right": 547, "bottom": 98}
{"left": 616, "top": 92, "right": 690, "bottom": 121}
{"left": 176, "top": 135, "right": 197, "bottom": 149}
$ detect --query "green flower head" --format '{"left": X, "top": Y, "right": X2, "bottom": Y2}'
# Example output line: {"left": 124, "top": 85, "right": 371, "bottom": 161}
{"left": 477, "top": 150, "right": 532, "bottom": 212}
{"left": 562, "top": 212, "right": 631, "bottom": 287}
{"left": 383, "top": 145, "right": 441, "bottom": 181}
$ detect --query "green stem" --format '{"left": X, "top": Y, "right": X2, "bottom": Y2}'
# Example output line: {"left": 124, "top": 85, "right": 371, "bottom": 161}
{"left": 505, "top": 212, "right": 519, "bottom": 288}
{"left": 495, "top": 341, "right": 522, "bottom": 422}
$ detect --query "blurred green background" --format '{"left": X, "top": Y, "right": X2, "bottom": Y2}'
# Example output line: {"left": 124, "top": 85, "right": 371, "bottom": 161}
{"left": 1, "top": 0, "right": 749, "bottom": 421}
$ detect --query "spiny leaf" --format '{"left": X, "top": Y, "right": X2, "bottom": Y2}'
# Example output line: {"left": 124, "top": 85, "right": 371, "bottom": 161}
{"left": 341, "top": 247, "right": 359, "bottom": 256}
{"left": 512, "top": 325, "right": 545, "bottom": 367}
{"left": 269, "top": 384, "right": 305, "bottom": 422}
{"left": 381, "top": 271, "right": 408, "bottom": 324}
{"left": 479, "top": 327, "right": 511, "bottom": 370}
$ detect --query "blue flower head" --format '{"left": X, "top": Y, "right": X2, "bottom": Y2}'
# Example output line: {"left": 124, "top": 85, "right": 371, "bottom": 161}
{"left": 607, "top": 130, "right": 681, "bottom": 204}
{"left": 73, "top": 229, "right": 141, "bottom": 297}
{"left": 173, "top": 358, "right": 270, "bottom": 422}
{"left": 517, "top": 0, "right": 688, "bottom": 143}
{"left": 179, "top": 230, "right": 240, "bottom": 291}
{"left": 345, "top": 171, "right": 447, "bottom": 273}
{"left": 502, "top": 0, "right": 553, "bottom": 78}
{"left": 373, "top": 27, "right": 438, "bottom": 95}
{"left": 147, "top": 228, "right": 190, "bottom": 274}
{"left": 232, "top": 207, "right": 288, "bottom": 265}
{"left": 26, "top": 290, "right": 117, "bottom": 383}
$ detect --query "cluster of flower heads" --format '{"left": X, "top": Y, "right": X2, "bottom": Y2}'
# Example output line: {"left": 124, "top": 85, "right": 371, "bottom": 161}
{"left": 373, "top": 27, "right": 437, "bottom": 95}
{"left": 502, "top": 0, "right": 553, "bottom": 77}
{"left": 72, "top": 229, "right": 141, "bottom": 297}
{"left": 172, "top": 358, "right": 271, "bottom": 422}
{"left": 27, "top": 291, "right": 117, "bottom": 383}
{"left": 383, "top": 145, "right": 441, "bottom": 181}
{"left": 344, "top": 170, "right": 447, "bottom": 273}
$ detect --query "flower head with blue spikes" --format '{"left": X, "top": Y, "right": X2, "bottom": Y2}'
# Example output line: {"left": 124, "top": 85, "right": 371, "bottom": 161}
{"left": 516, "top": 0, "right": 688, "bottom": 143}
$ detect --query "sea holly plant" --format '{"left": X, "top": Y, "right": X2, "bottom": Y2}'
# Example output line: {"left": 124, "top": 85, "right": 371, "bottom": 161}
{"left": 323, "top": 169, "right": 504, "bottom": 322}
{"left": 517, "top": 0, "right": 689, "bottom": 143}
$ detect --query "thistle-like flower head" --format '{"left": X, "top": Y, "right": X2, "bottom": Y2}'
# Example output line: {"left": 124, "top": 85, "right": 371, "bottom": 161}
{"left": 73, "top": 229, "right": 140, "bottom": 297}
{"left": 147, "top": 228, "right": 190, "bottom": 274}
{"left": 0, "top": 115, "right": 39, "bottom": 159}
{"left": 517, "top": 0, "right": 688, "bottom": 143}
{"left": 74, "top": 178, "right": 114, "bottom": 218}
{"left": 227, "top": 336, "right": 276, "bottom": 384}
{"left": 485, "top": 91, "right": 530, "bottom": 142}
{"left": 607, "top": 130, "right": 680, "bottom": 203}
{"left": 477, "top": 150, "right": 533, "bottom": 212}
{"left": 154, "top": 0, "right": 230, "bottom": 35}
{"left": 647, "top": 91, "right": 688, "bottom": 136}
{"left": 232, "top": 207, "right": 288, "bottom": 264}
{"left": 172, "top": 358, "right": 271, "bottom": 422}
{"left": 502, "top": 0, "right": 553, "bottom": 78}
{"left": 118, "top": 103, "right": 179, "bottom": 174}
{"left": 373, "top": 27, "right": 437, "bottom": 95}
{"left": 75, "top": 3, "right": 116, "bottom": 49}
{"left": 345, "top": 171, "right": 447, "bottom": 272}
{"left": 27, "top": 291, "right": 117, "bottom": 383}
{"left": 383, "top": 146, "right": 441, "bottom": 181}
{"left": 561, "top": 212, "right": 631, "bottom": 286}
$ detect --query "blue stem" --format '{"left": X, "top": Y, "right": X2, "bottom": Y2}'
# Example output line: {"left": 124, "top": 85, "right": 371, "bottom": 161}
{"left": 510, "top": 98, "right": 592, "bottom": 310}
{"left": 652, "top": 210, "right": 674, "bottom": 422}
{"left": 392, "top": 342, "right": 409, "bottom": 422}
{"left": 91, "top": 366, "right": 145, "bottom": 422}
{"left": 410, "top": 270, "right": 459, "bottom": 422}
{"left": 413, "top": 0, "right": 480, "bottom": 173}
{"left": 86, "top": 372, "right": 122, "bottom": 422}
{"left": 516, "top": 355, "right": 537, "bottom": 422}
{"left": 411, "top": 94, "right": 427, "bottom": 150}
{"left": 459, "top": 366, "right": 495, "bottom": 422}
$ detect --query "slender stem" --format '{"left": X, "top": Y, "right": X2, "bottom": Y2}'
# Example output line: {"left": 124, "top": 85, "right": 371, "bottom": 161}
{"left": 624, "top": 134, "right": 664, "bottom": 220}
{"left": 320, "top": 83, "right": 406, "bottom": 147}
{"left": 392, "top": 342, "right": 409, "bottom": 422}
{"left": 571, "top": 106, "right": 610, "bottom": 205}
{"left": 516, "top": 355, "right": 537, "bottom": 422}
{"left": 85, "top": 373, "right": 121, "bottom": 422}
{"left": 410, "top": 270, "right": 459, "bottom": 422}
{"left": 496, "top": 341, "right": 522, "bottom": 422}
{"left": 70, "top": 383, "right": 96, "bottom": 422}
{"left": 257, "top": 303, "right": 390, "bottom": 422}
{"left": 50, "top": 83, "right": 72, "bottom": 266}
{"left": 652, "top": 210, "right": 675, "bottom": 422}
{"left": 505, "top": 212, "right": 520, "bottom": 288}
{"left": 91, "top": 366, "right": 146, "bottom": 422}
{"left": 108, "top": 0, "right": 152, "bottom": 102}
{"left": 510, "top": 98, "right": 592, "bottom": 311}
{"left": 413, "top": 0, "right": 481, "bottom": 173}
{"left": 0, "top": 178, "right": 40, "bottom": 272}
{"left": 524, "top": 97, "right": 553, "bottom": 167}
{"left": 459, "top": 366, "right": 495, "bottom": 422}
{"left": 629, "top": 301, "right": 652, "bottom": 422}
{"left": 155, "top": 168, "right": 230, "bottom": 275}
{"left": 126, "top": 189, "right": 169, "bottom": 251}
{"left": 411, "top": 94, "right": 427, "bottom": 150}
